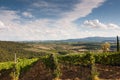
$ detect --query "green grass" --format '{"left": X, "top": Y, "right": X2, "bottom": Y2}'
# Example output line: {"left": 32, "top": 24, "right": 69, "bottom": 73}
{"left": 0, "top": 61, "right": 14, "bottom": 70}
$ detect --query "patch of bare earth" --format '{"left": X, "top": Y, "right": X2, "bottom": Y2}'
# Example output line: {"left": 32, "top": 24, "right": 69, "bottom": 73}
{"left": 19, "top": 60, "right": 53, "bottom": 80}
{"left": 0, "top": 69, "right": 13, "bottom": 80}
{"left": 96, "top": 64, "right": 120, "bottom": 80}
{"left": 60, "top": 64, "right": 91, "bottom": 80}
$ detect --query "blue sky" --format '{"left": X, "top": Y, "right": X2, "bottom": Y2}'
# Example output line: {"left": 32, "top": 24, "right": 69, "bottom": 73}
{"left": 0, "top": 0, "right": 120, "bottom": 41}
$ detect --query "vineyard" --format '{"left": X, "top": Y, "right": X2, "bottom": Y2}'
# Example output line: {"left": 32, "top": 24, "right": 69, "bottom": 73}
{"left": 0, "top": 52, "right": 120, "bottom": 80}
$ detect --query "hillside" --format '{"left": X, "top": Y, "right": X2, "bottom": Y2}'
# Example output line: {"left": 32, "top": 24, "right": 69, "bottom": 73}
{"left": 0, "top": 40, "right": 117, "bottom": 62}
{"left": 0, "top": 41, "right": 46, "bottom": 62}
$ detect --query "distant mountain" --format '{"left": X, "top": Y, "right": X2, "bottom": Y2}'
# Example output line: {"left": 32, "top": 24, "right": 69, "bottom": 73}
{"left": 60, "top": 37, "right": 116, "bottom": 43}
{"left": 23, "top": 37, "right": 117, "bottom": 43}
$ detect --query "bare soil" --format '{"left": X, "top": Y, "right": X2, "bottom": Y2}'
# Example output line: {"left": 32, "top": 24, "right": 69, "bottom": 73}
{"left": 96, "top": 64, "right": 120, "bottom": 80}
{"left": 0, "top": 69, "right": 13, "bottom": 80}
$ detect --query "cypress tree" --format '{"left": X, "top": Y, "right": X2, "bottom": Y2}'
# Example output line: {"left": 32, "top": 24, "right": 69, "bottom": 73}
{"left": 117, "top": 36, "right": 119, "bottom": 52}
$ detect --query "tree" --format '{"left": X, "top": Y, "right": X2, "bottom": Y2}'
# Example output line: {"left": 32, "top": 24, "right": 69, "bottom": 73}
{"left": 102, "top": 42, "right": 110, "bottom": 52}
{"left": 117, "top": 36, "right": 119, "bottom": 52}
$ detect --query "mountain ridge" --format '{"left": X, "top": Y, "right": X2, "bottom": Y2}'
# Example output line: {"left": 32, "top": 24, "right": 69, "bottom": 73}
{"left": 19, "top": 36, "right": 117, "bottom": 43}
{"left": 61, "top": 37, "right": 116, "bottom": 42}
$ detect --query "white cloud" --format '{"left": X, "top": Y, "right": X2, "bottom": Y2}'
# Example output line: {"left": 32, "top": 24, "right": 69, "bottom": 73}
{"left": 0, "top": 10, "right": 19, "bottom": 20}
{"left": 108, "top": 24, "right": 120, "bottom": 29}
{"left": 0, "top": 21, "right": 5, "bottom": 27}
{"left": 0, "top": 20, "right": 7, "bottom": 31}
{"left": 0, "top": 0, "right": 108, "bottom": 41}
{"left": 62, "top": 0, "right": 105, "bottom": 22}
{"left": 22, "top": 12, "right": 33, "bottom": 18}
{"left": 33, "top": 1, "right": 49, "bottom": 8}
{"left": 0, "top": 10, "right": 20, "bottom": 26}
{"left": 84, "top": 19, "right": 120, "bottom": 29}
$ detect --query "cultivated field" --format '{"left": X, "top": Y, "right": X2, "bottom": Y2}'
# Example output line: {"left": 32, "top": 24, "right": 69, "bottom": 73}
{"left": 0, "top": 41, "right": 120, "bottom": 80}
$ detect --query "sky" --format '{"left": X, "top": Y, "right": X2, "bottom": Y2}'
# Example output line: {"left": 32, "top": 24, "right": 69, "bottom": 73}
{"left": 0, "top": 0, "right": 120, "bottom": 41}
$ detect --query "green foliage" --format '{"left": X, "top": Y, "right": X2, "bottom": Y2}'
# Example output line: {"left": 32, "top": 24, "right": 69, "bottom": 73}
{"left": 58, "top": 50, "right": 69, "bottom": 55}
{"left": 41, "top": 54, "right": 61, "bottom": 78}
{"left": 58, "top": 54, "right": 85, "bottom": 65}
{"left": 89, "top": 53, "right": 99, "bottom": 80}
{"left": 117, "top": 36, "right": 119, "bottom": 52}
{"left": 0, "top": 61, "right": 14, "bottom": 70}
{"left": 94, "top": 52, "right": 120, "bottom": 66}
{"left": 58, "top": 52, "right": 120, "bottom": 66}
{"left": 58, "top": 53, "right": 97, "bottom": 66}
{"left": 0, "top": 58, "right": 39, "bottom": 79}
{"left": 72, "top": 42, "right": 101, "bottom": 50}
{"left": 52, "top": 54, "right": 61, "bottom": 78}
{"left": 41, "top": 54, "right": 54, "bottom": 70}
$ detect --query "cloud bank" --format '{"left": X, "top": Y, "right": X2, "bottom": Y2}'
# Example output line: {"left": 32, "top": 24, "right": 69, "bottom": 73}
{"left": 84, "top": 19, "right": 120, "bottom": 29}
{"left": 1, "top": 0, "right": 119, "bottom": 41}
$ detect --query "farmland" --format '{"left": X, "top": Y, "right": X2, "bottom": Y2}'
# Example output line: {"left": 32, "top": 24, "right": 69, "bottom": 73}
{"left": 0, "top": 41, "right": 120, "bottom": 80}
